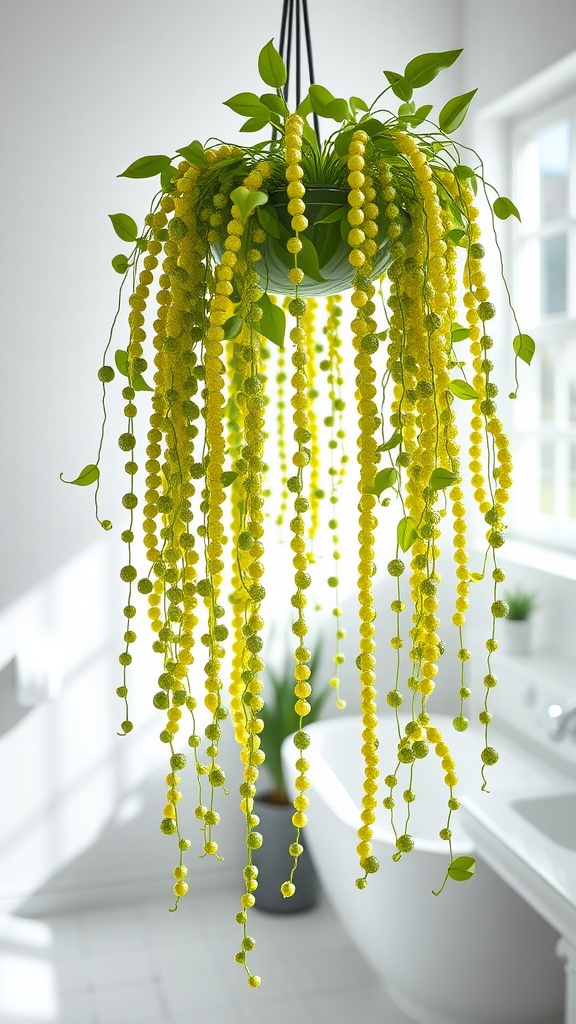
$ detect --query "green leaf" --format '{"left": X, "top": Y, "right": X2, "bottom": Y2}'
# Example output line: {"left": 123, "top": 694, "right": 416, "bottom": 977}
{"left": 449, "top": 379, "right": 479, "bottom": 400}
{"left": 446, "top": 228, "right": 468, "bottom": 246}
{"left": 447, "top": 856, "right": 476, "bottom": 882}
{"left": 296, "top": 235, "right": 326, "bottom": 283}
{"left": 240, "top": 114, "right": 270, "bottom": 133}
{"left": 439, "top": 90, "right": 477, "bottom": 134}
{"left": 111, "top": 253, "right": 130, "bottom": 274}
{"left": 404, "top": 49, "right": 463, "bottom": 88}
{"left": 454, "top": 164, "right": 476, "bottom": 182}
{"left": 335, "top": 125, "right": 358, "bottom": 157}
{"left": 60, "top": 464, "right": 100, "bottom": 487}
{"left": 350, "top": 95, "right": 369, "bottom": 115}
{"left": 301, "top": 120, "right": 321, "bottom": 156}
{"left": 408, "top": 103, "right": 433, "bottom": 127}
{"left": 224, "top": 92, "right": 266, "bottom": 117}
{"left": 133, "top": 373, "right": 153, "bottom": 392}
{"left": 314, "top": 206, "right": 347, "bottom": 226}
{"left": 177, "top": 140, "right": 207, "bottom": 168}
{"left": 114, "top": 349, "right": 151, "bottom": 390}
{"left": 115, "top": 350, "right": 129, "bottom": 376}
{"left": 377, "top": 429, "right": 402, "bottom": 452}
{"left": 160, "top": 163, "right": 175, "bottom": 192}
{"left": 493, "top": 196, "right": 521, "bottom": 221}
{"left": 258, "top": 39, "right": 287, "bottom": 89}
{"left": 384, "top": 70, "right": 413, "bottom": 102}
{"left": 224, "top": 316, "right": 243, "bottom": 340}
{"left": 397, "top": 516, "right": 419, "bottom": 552}
{"left": 372, "top": 467, "right": 398, "bottom": 496}
{"left": 358, "top": 117, "right": 387, "bottom": 137}
{"left": 260, "top": 92, "right": 289, "bottom": 117}
{"left": 308, "top": 85, "right": 350, "bottom": 123}
{"left": 429, "top": 467, "right": 459, "bottom": 490}
{"left": 118, "top": 154, "right": 171, "bottom": 178}
{"left": 109, "top": 213, "right": 138, "bottom": 243}
{"left": 221, "top": 471, "right": 238, "bottom": 487}
{"left": 513, "top": 333, "right": 535, "bottom": 365}
{"left": 257, "top": 204, "right": 285, "bottom": 240}
{"left": 256, "top": 294, "right": 285, "bottom": 348}
{"left": 451, "top": 323, "right": 470, "bottom": 343}
{"left": 447, "top": 200, "right": 465, "bottom": 229}
{"left": 296, "top": 94, "right": 313, "bottom": 118}
{"left": 309, "top": 84, "right": 337, "bottom": 118}
{"left": 230, "top": 186, "right": 268, "bottom": 222}
{"left": 325, "top": 97, "right": 350, "bottom": 122}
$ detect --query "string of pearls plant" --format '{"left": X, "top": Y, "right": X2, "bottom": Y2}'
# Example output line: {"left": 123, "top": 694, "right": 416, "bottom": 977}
{"left": 63, "top": 42, "right": 533, "bottom": 986}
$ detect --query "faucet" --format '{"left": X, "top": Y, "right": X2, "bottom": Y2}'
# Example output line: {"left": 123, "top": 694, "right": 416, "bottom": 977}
{"left": 549, "top": 698, "right": 576, "bottom": 741}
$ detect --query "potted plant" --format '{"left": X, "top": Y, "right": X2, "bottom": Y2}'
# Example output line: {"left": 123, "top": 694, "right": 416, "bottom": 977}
{"left": 62, "top": 35, "right": 533, "bottom": 986}
{"left": 251, "top": 639, "right": 328, "bottom": 912}
{"left": 502, "top": 587, "right": 538, "bottom": 655}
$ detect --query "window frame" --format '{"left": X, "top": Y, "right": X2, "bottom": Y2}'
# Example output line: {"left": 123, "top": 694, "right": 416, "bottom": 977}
{"left": 507, "top": 92, "right": 576, "bottom": 551}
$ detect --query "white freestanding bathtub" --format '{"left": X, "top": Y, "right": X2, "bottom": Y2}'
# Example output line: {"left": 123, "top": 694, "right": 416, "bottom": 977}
{"left": 282, "top": 714, "right": 564, "bottom": 1024}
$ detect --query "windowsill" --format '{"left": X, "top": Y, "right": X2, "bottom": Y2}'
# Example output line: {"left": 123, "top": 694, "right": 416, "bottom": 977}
{"left": 499, "top": 538, "right": 576, "bottom": 581}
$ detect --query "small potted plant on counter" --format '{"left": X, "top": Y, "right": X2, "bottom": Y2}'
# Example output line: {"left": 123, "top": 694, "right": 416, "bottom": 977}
{"left": 502, "top": 587, "right": 538, "bottom": 656}
{"left": 251, "top": 639, "right": 328, "bottom": 912}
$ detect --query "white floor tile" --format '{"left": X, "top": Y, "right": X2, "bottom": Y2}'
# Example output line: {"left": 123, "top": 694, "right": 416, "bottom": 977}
{"left": 84, "top": 951, "right": 157, "bottom": 988}
{"left": 89, "top": 979, "right": 165, "bottom": 1024}
{"left": 52, "top": 953, "right": 91, "bottom": 994}
{"left": 28, "top": 880, "right": 410, "bottom": 1024}
{"left": 307, "top": 982, "right": 414, "bottom": 1024}
{"left": 58, "top": 989, "right": 96, "bottom": 1024}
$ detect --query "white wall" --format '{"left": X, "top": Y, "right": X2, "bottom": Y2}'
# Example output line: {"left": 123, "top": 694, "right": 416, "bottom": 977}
{"left": 1, "top": 0, "right": 576, "bottom": 912}
{"left": 461, "top": 0, "right": 576, "bottom": 109}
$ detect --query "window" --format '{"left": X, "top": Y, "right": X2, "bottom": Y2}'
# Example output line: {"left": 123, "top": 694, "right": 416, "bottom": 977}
{"left": 511, "top": 96, "right": 576, "bottom": 549}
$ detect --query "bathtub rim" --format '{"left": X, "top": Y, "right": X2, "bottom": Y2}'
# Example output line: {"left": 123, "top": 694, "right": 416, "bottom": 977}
{"left": 282, "top": 713, "right": 476, "bottom": 856}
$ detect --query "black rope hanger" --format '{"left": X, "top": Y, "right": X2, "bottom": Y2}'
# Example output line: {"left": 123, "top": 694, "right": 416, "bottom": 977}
{"left": 277, "top": 0, "right": 321, "bottom": 140}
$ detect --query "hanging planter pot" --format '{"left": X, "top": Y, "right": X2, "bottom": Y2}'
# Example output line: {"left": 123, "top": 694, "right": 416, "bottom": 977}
{"left": 257, "top": 187, "right": 406, "bottom": 297}
{"left": 213, "top": 187, "right": 409, "bottom": 297}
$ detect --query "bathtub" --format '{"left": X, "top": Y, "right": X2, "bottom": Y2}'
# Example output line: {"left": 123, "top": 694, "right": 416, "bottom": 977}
{"left": 282, "top": 713, "right": 564, "bottom": 1024}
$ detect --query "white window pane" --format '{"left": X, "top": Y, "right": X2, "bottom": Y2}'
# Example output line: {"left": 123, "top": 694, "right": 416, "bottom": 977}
{"left": 538, "top": 121, "right": 570, "bottom": 221}
{"left": 569, "top": 340, "right": 576, "bottom": 423}
{"left": 516, "top": 238, "right": 540, "bottom": 324}
{"left": 541, "top": 234, "right": 567, "bottom": 315}
{"left": 516, "top": 140, "right": 540, "bottom": 233}
{"left": 565, "top": 442, "right": 569, "bottom": 516}
{"left": 541, "top": 439, "right": 556, "bottom": 514}
{"left": 540, "top": 346, "right": 555, "bottom": 422}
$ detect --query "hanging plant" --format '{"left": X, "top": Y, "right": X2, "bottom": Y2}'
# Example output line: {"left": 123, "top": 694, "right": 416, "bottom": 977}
{"left": 63, "top": 33, "right": 533, "bottom": 987}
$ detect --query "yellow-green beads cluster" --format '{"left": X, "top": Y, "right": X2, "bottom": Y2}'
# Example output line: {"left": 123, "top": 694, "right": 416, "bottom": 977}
{"left": 283, "top": 113, "right": 314, "bottom": 891}
{"left": 346, "top": 130, "right": 381, "bottom": 883}
{"left": 321, "top": 295, "right": 347, "bottom": 708}
{"left": 98, "top": 100, "right": 519, "bottom": 984}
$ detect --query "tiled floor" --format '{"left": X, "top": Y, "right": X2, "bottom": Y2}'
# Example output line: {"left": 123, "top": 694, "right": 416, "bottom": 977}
{"left": 0, "top": 882, "right": 413, "bottom": 1024}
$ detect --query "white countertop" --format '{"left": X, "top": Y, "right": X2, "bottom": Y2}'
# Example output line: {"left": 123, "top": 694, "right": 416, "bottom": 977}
{"left": 461, "top": 723, "right": 576, "bottom": 940}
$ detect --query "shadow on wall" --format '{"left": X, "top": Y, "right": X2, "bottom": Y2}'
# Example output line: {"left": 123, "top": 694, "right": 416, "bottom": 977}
{"left": 0, "top": 542, "right": 248, "bottom": 918}
{"left": 0, "top": 543, "right": 163, "bottom": 916}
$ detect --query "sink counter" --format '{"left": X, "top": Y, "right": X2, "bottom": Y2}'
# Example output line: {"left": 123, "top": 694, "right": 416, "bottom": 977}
{"left": 460, "top": 723, "right": 576, "bottom": 1024}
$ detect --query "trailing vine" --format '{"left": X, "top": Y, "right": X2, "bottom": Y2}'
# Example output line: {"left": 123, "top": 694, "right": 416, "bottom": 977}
{"left": 62, "top": 40, "right": 533, "bottom": 985}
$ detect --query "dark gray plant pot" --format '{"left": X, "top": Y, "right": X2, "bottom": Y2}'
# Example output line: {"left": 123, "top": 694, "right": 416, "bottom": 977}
{"left": 251, "top": 794, "right": 320, "bottom": 913}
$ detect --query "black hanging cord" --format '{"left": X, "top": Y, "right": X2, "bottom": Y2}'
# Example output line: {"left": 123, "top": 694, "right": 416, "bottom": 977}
{"left": 278, "top": 0, "right": 321, "bottom": 140}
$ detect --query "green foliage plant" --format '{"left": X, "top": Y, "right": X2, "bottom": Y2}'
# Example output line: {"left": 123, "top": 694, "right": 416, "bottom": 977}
{"left": 61, "top": 39, "right": 533, "bottom": 985}
{"left": 260, "top": 639, "right": 328, "bottom": 804}
{"left": 503, "top": 587, "right": 539, "bottom": 620}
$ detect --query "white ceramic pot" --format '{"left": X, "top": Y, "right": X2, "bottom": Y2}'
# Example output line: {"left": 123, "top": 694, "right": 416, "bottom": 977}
{"left": 503, "top": 619, "right": 532, "bottom": 656}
